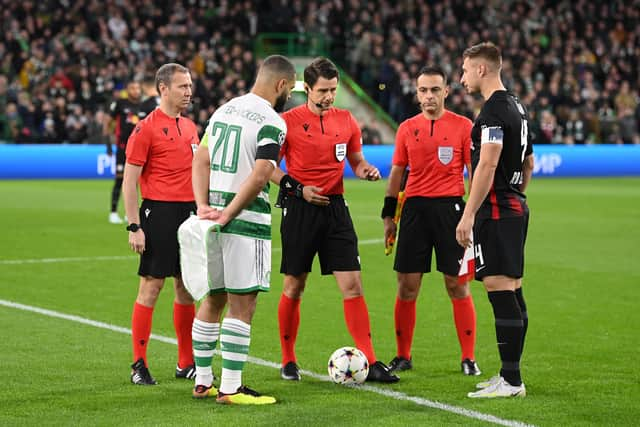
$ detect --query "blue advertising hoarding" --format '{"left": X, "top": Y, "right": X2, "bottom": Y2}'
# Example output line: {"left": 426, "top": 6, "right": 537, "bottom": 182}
{"left": 0, "top": 144, "right": 639, "bottom": 179}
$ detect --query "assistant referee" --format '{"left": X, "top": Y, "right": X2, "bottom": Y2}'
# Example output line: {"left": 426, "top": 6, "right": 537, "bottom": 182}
{"left": 122, "top": 63, "right": 199, "bottom": 385}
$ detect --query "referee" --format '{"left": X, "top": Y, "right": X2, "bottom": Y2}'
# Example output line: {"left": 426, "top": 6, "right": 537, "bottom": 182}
{"left": 456, "top": 42, "right": 534, "bottom": 399}
{"left": 273, "top": 57, "right": 398, "bottom": 384}
{"left": 382, "top": 65, "right": 480, "bottom": 376}
{"left": 122, "top": 63, "right": 199, "bottom": 385}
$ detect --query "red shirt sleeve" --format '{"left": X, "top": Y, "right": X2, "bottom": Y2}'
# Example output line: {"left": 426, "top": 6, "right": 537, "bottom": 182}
{"left": 125, "top": 121, "right": 152, "bottom": 166}
{"left": 392, "top": 121, "right": 409, "bottom": 167}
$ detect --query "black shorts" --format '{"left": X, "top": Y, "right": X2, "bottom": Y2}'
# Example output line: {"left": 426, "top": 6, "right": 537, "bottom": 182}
{"left": 280, "top": 195, "right": 360, "bottom": 276}
{"left": 473, "top": 210, "right": 529, "bottom": 280}
{"left": 138, "top": 199, "right": 196, "bottom": 278}
{"left": 115, "top": 149, "right": 126, "bottom": 175}
{"left": 394, "top": 197, "right": 465, "bottom": 276}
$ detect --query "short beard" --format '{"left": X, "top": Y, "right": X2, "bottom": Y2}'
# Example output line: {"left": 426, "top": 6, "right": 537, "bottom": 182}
{"left": 274, "top": 91, "right": 288, "bottom": 113}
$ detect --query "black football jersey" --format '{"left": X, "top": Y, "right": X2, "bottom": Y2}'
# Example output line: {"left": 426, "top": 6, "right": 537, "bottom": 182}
{"left": 140, "top": 96, "right": 159, "bottom": 115}
{"left": 109, "top": 98, "right": 152, "bottom": 148}
{"left": 470, "top": 90, "right": 533, "bottom": 218}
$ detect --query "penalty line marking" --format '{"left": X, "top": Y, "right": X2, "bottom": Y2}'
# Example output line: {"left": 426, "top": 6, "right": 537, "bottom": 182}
{"left": 0, "top": 298, "right": 535, "bottom": 427}
{"left": 0, "top": 239, "right": 385, "bottom": 266}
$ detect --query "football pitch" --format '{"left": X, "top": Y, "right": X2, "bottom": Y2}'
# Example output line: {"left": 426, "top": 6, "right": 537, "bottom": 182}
{"left": 1, "top": 177, "right": 638, "bottom": 426}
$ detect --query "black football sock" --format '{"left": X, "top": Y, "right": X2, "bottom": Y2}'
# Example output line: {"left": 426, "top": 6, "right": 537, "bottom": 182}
{"left": 111, "top": 177, "right": 123, "bottom": 213}
{"left": 515, "top": 287, "right": 528, "bottom": 357}
{"left": 487, "top": 290, "right": 523, "bottom": 386}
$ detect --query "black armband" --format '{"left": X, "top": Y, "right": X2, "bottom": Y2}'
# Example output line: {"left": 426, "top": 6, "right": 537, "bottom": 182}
{"left": 280, "top": 174, "right": 304, "bottom": 199}
{"left": 381, "top": 196, "right": 398, "bottom": 219}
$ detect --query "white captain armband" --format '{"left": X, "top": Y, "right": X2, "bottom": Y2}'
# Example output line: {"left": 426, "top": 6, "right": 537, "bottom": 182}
{"left": 480, "top": 126, "right": 504, "bottom": 145}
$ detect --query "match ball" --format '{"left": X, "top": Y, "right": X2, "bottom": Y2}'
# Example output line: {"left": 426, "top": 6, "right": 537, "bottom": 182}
{"left": 327, "top": 346, "right": 369, "bottom": 385}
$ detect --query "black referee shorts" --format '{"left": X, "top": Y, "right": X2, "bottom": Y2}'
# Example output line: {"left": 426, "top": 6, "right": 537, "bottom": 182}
{"left": 473, "top": 209, "right": 530, "bottom": 280}
{"left": 138, "top": 199, "right": 196, "bottom": 278}
{"left": 394, "top": 196, "right": 465, "bottom": 276}
{"left": 280, "top": 195, "right": 360, "bottom": 276}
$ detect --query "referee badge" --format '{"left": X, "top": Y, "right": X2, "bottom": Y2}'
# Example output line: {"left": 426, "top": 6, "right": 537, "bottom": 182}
{"left": 335, "top": 143, "right": 347, "bottom": 162}
{"left": 438, "top": 146, "right": 453, "bottom": 165}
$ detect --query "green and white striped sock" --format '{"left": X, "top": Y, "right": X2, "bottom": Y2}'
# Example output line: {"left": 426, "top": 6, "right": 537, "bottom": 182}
{"left": 192, "top": 318, "right": 219, "bottom": 387}
{"left": 219, "top": 317, "right": 251, "bottom": 394}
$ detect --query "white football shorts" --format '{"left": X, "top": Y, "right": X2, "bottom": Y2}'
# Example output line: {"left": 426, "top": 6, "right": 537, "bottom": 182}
{"left": 178, "top": 215, "right": 271, "bottom": 300}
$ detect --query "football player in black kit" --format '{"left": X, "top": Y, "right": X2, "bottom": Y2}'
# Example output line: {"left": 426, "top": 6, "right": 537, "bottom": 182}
{"left": 140, "top": 75, "right": 160, "bottom": 115}
{"left": 455, "top": 42, "right": 534, "bottom": 399}
{"left": 104, "top": 80, "right": 157, "bottom": 224}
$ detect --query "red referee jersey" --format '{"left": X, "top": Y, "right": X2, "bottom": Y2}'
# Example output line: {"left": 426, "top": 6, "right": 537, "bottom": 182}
{"left": 281, "top": 104, "right": 361, "bottom": 195}
{"left": 393, "top": 110, "right": 472, "bottom": 198}
{"left": 125, "top": 108, "right": 199, "bottom": 202}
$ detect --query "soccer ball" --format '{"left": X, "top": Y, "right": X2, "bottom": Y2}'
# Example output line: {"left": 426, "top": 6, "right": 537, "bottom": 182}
{"left": 327, "top": 346, "right": 369, "bottom": 385}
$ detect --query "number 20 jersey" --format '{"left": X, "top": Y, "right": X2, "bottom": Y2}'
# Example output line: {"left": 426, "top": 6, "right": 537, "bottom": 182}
{"left": 470, "top": 90, "right": 533, "bottom": 219}
{"left": 201, "top": 93, "right": 286, "bottom": 239}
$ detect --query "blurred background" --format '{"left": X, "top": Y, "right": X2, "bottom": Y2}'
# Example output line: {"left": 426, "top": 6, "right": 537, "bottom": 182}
{"left": 1, "top": 0, "right": 638, "bottom": 148}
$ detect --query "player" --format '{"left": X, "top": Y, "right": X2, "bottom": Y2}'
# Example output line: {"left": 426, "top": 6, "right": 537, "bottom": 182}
{"left": 122, "top": 63, "right": 199, "bottom": 385}
{"left": 274, "top": 57, "right": 399, "bottom": 383}
{"left": 104, "top": 80, "right": 154, "bottom": 224}
{"left": 381, "top": 65, "right": 481, "bottom": 376}
{"left": 140, "top": 75, "right": 160, "bottom": 114}
{"left": 456, "top": 42, "right": 534, "bottom": 398}
{"left": 182, "top": 55, "right": 296, "bottom": 404}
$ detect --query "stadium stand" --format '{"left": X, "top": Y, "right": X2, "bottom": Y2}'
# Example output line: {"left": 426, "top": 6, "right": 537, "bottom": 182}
{"left": 0, "top": 0, "right": 638, "bottom": 145}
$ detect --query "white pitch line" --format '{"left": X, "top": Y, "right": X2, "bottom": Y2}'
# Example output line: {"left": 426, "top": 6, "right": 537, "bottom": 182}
{"left": 0, "top": 298, "right": 535, "bottom": 427}
{"left": 0, "top": 255, "right": 136, "bottom": 265}
{"left": 0, "top": 239, "right": 385, "bottom": 265}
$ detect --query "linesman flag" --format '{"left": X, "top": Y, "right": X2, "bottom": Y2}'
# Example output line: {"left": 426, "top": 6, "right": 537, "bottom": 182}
{"left": 384, "top": 190, "right": 404, "bottom": 255}
{"left": 457, "top": 234, "right": 475, "bottom": 285}
{"left": 385, "top": 168, "right": 409, "bottom": 256}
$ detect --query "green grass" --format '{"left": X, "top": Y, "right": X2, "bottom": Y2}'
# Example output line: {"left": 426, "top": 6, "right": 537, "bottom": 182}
{"left": 0, "top": 178, "right": 639, "bottom": 426}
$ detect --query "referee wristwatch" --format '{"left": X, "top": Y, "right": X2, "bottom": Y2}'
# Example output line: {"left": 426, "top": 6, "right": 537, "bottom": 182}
{"left": 126, "top": 223, "right": 141, "bottom": 232}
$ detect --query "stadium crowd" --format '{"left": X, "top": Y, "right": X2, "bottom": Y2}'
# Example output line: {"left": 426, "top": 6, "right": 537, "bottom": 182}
{"left": 1, "top": 0, "right": 638, "bottom": 145}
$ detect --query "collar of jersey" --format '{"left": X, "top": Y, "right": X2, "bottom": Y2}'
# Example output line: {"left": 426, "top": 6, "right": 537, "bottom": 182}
{"left": 246, "top": 92, "right": 273, "bottom": 108}
{"left": 155, "top": 107, "right": 183, "bottom": 122}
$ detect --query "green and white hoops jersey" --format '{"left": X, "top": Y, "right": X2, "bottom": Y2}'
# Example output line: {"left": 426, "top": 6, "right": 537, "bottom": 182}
{"left": 201, "top": 93, "right": 286, "bottom": 240}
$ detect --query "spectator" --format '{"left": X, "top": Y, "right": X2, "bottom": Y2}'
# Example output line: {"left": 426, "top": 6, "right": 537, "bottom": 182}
{"left": 1, "top": 103, "right": 24, "bottom": 142}
{"left": 65, "top": 105, "right": 88, "bottom": 144}
{"left": 1, "top": 0, "right": 639, "bottom": 144}
{"left": 85, "top": 110, "right": 105, "bottom": 145}
{"left": 41, "top": 112, "right": 60, "bottom": 143}
{"left": 562, "top": 110, "right": 588, "bottom": 145}
{"left": 16, "top": 91, "right": 38, "bottom": 142}
{"left": 361, "top": 119, "right": 383, "bottom": 145}
{"left": 615, "top": 81, "right": 639, "bottom": 144}
{"left": 539, "top": 110, "right": 561, "bottom": 144}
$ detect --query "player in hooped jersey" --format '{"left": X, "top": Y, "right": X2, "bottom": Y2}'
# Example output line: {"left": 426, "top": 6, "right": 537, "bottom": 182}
{"left": 273, "top": 57, "right": 399, "bottom": 384}
{"left": 105, "top": 80, "right": 156, "bottom": 224}
{"left": 185, "top": 55, "right": 296, "bottom": 405}
{"left": 456, "top": 42, "right": 534, "bottom": 398}
{"left": 381, "top": 65, "right": 481, "bottom": 376}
